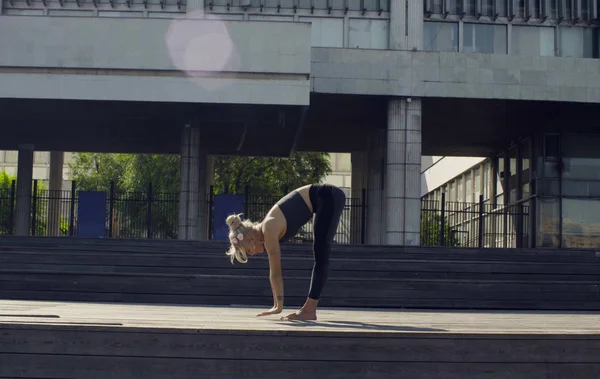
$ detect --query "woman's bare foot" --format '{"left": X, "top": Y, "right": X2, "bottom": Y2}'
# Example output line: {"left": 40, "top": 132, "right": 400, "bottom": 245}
{"left": 281, "top": 309, "right": 317, "bottom": 321}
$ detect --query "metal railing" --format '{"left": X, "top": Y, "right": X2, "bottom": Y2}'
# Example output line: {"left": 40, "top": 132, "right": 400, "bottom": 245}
{"left": 421, "top": 193, "right": 530, "bottom": 248}
{"left": 0, "top": 180, "right": 530, "bottom": 248}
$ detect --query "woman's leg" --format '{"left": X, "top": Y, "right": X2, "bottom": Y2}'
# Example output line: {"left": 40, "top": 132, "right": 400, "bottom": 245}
{"left": 283, "top": 186, "right": 346, "bottom": 321}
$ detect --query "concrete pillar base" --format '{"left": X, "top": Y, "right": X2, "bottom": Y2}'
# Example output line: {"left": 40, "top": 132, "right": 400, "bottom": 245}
{"left": 15, "top": 144, "right": 34, "bottom": 236}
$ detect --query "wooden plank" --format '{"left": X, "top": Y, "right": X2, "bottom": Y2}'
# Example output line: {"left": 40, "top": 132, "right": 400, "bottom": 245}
{"left": 0, "top": 354, "right": 563, "bottom": 379}
{"left": 1, "top": 300, "right": 600, "bottom": 379}
{"left": 2, "top": 327, "right": 600, "bottom": 363}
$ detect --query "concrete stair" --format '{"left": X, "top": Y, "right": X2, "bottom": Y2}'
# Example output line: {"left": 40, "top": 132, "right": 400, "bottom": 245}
{"left": 1, "top": 236, "right": 600, "bottom": 310}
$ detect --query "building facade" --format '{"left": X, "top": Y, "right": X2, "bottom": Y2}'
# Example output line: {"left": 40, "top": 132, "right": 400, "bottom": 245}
{"left": 2, "top": 0, "right": 600, "bottom": 247}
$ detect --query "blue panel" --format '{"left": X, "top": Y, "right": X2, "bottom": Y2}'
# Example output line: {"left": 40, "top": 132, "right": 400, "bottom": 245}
{"left": 213, "top": 194, "right": 244, "bottom": 241}
{"left": 77, "top": 191, "right": 107, "bottom": 238}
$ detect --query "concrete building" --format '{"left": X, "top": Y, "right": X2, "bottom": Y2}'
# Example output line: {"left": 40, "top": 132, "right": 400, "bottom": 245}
{"left": 2, "top": 0, "right": 600, "bottom": 247}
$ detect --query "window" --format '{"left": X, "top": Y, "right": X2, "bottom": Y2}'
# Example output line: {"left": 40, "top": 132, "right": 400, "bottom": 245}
{"left": 520, "top": 139, "right": 531, "bottom": 200}
{"left": 511, "top": 26, "right": 555, "bottom": 57}
{"left": 423, "top": 21, "right": 459, "bottom": 52}
{"left": 543, "top": 135, "right": 560, "bottom": 161}
{"left": 300, "top": 17, "right": 344, "bottom": 47}
{"left": 445, "top": 0, "right": 459, "bottom": 14}
{"left": 560, "top": 27, "right": 599, "bottom": 59}
{"left": 463, "top": 23, "right": 507, "bottom": 54}
{"left": 348, "top": 19, "right": 389, "bottom": 49}
{"left": 463, "top": 0, "right": 476, "bottom": 15}
{"left": 537, "top": 198, "right": 560, "bottom": 247}
{"left": 562, "top": 134, "right": 600, "bottom": 180}
{"left": 562, "top": 199, "right": 600, "bottom": 248}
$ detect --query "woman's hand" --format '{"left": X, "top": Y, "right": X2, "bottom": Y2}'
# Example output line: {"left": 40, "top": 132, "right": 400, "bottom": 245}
{"left": 256, "top": 306, "right": 283, "bottom": 317}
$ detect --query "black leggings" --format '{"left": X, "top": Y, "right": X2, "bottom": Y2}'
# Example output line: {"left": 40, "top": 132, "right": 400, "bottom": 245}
{"left": 307, "top": 184, "right": 346, "bottom": 300}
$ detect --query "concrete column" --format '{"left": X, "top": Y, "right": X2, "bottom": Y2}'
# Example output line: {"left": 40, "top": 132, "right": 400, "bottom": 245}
{"left": 196, "top": 151, "right": 211, "bottom": 241}
{"left": 366, "top": 128, "right": 386, "bottom": 245}
{"left": 390, "top": 0, "right": 424, "bottom": 51}
{"left": 350, "top": 151, "right": 368, "bottom": 244}
{"left": 48, "top": 151, "right": 64, "bottom": 237}
{"left": 15, "top": 144, "right": 34, "bottom": 236}
{"left": 385, "top": 98, "right": 422, "bottom": 246}
{"left": 178, "top": 125, "right": 211, "bottom": 241}
{"left": 179, "top": 125, "right": 201, "bottom": 240}
{"left": 204, "top": 154, "right": 214, "bottom": 239}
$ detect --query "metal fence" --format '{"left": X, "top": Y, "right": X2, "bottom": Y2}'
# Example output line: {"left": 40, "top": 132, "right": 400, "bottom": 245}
{"left": 0, "top": 181, "right": 366, "bottom": 244}
{"left": 0, "top": 181, "right": 530, "bottom": 248}
{"left": 421, "top": 194, "right": 530, "bottom": 248}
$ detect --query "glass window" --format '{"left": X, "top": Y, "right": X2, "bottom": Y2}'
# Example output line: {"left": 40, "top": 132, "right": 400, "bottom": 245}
{"left": 516, "top": 0, "right": 526, "bottom": 17}
{"left": 347, "top": 0, "right": 361, "bottom": 10}
{"left": 483, "top": 162, "right": 490, "bottom": 201}
{"left": 560, "top": 27, "right": 599, "bottom": 58}
{"left": 509, "top": 145, "right": 518, "bottom": 204}
{"left": 445, "top": 0, "right": 459, "bottom": 14}
{"left": 520, "top": 139, "right": 531, "bottom": 200}
{"left": 538, "top": 198, "right": 560, "bottom": 247}
{"left": 463, "top": 0, "right": 476, "bottom": 16}
{"left": 424, "top": 21, "right": 459, "bottom": 52}
{"left": 300, "top": 17, "right": 344, "bottom": 47}
{"left": 466, "top": 173, "right": 473, "bottom": 202}
{"left": 474, "top": 167, "right": 481, "bottom": 200}
{"left": 562, "top": 199, "right": 600, "bottom": 248}
{"left": 511, "top": 26, "right": 555, "bottom": 57}
{"left": 563, "top": 134, "right": 600, "bottom": 180}
{"left": 463, "top": 23, "right": 507, "bottom": 54}
{"left": 481, "top": 0, "right": 494, "bottom": 16}
{"left": 547, "top": 0, "right": 558, "bottom": 18}
{"left": 426, "top": 0, "right": 443, "bottom": 13}
{"left": 348, "top": 19, "right": 389, "bottom": 49}
{"left": 581, "top": 0, "right": 592, "bottom": 21}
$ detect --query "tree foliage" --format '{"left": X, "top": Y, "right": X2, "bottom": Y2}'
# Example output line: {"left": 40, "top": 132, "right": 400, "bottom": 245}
{"left": 0, "top": 169, "right": 64, "bottom": 236}
{"left": 69, "top": 152, "right": 332, "bottom": 196}
{"left": 214, "top": 153, "right": 332, "bottom": 195}
{"left": 67, "top": 152, "right": 333, "bottom": 239}
{"left": 420, "top": 212, "right": 460, "bottom": 247}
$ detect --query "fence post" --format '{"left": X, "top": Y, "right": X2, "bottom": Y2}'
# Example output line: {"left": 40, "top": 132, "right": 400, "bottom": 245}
{"left": 31, "top": 180, "right": 38, "bottom": 236}
{"left": 360, "top": 188, "right": 366, "bottom": 244}
{"left": 478, "top": 194, "right": 484, "bottom": 248}
{"left": 243, "top": 185, "right": 249, "bottom": 218}
{"left": 440, "top": 192, "right": 446, "bottom": 246}
{"left": 8, "top": 180, "right": 15, "bottom": 235}
{"left": 208, "top": 185, "right": 214, "bottom": 240}
{"left": 147, "top": 183, "right": 153, "bottom": 239}
{"left": 69, "top": 181, "right": 76, "bottom": 237}
{"left": 108, "top": 181, "right": 115, "bottom": 238}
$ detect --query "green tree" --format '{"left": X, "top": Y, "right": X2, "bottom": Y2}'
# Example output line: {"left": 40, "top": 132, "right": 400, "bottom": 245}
{"left": 420, "top": 212, "right": 460, "bottom": 247}
{"left": 0, "top": 169, "right": 66, "bottom": 236}
{"left": 68, "top": 152, "right": 332, "bottom": 239}
{"left": 214, "top": 153, "right": 332, "bottom": 195}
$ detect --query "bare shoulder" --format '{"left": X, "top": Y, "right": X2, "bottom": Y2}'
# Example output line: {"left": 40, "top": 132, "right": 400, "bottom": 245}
{"left": 261, "top": 210, "right": 284, "bottom": 248}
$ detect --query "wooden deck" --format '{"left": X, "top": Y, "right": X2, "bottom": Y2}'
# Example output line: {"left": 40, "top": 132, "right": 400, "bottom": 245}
{"left": 2, "top": 300, "right": 600, "bottom": 378}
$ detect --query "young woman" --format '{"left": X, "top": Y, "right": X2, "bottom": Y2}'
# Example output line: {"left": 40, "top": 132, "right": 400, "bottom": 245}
{"left": 225, "top": 183, "right": 346, "bottom": 321}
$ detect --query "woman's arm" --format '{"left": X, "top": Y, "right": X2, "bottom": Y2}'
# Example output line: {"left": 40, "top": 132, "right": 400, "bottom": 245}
{"left": 256, "top": 231, "right": 284, "bottom": 317}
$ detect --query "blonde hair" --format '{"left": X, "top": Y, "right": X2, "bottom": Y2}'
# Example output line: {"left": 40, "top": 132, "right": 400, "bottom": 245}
{"left": 225, "top": 213, "right": 259, "bottom": 264}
